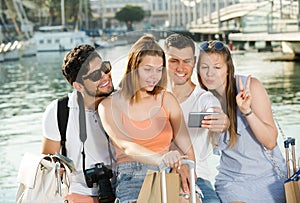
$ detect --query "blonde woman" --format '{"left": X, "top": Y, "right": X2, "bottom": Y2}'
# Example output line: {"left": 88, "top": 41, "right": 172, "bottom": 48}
{"left": 98, "top": 34, "right": 196, "bottom": 203}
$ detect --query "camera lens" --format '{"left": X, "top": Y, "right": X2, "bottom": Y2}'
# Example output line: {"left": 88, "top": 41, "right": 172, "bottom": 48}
{"left": 98, "top": 178, "right": 115, "bottom": 202}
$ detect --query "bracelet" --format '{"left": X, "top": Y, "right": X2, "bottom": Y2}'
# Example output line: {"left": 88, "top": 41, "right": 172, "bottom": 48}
{"left": 179, "top": 193, "right": 190, "bottom": 199}
{"left": 243, "top": 109, "right": 253, "bottom": 117}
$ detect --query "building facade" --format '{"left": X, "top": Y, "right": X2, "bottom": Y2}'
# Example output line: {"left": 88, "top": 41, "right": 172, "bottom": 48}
{"left": 90, "top": 0, "right": 169, "bottom": 31}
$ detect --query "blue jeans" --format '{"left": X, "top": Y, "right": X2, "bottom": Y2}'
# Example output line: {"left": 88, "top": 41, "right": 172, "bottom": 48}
{"left": 196, "top": 178, "right": 221, "bottom": 203}
{"left": 116, "top": 162, "right": 159, "bottom": 203}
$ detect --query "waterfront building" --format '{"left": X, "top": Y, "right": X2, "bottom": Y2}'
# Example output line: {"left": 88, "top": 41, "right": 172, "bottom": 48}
{"left": 89, "top": 0, "right": 169, "bottom": 31}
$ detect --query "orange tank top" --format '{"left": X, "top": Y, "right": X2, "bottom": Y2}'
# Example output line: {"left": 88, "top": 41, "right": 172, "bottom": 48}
{"left": 116, "top": 92, "right": 173, "bottom": 164}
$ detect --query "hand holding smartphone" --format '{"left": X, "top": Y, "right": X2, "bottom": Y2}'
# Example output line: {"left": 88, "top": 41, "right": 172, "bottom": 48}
{"left": 188, "top": 112, "right": 219, "bottom": 128}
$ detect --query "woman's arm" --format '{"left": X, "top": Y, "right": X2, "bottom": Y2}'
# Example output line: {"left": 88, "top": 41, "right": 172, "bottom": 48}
{"left": 98, "top": 96, "right": 182, "bottom": 166}
{"left": 164, "top": 92, "right": 195, "bottom": 161}
{"left": 237, "top": 76, "right": 277, "bottom": 149}
{"left": 164, "top": 91, "right": 196, "bottom": 193}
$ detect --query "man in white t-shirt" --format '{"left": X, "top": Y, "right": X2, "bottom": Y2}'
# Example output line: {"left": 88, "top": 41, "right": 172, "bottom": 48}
{"left": 41, "top": 44, "right": 115, "bottom": 203}
{"left": 164, "top": 34, "right": 229, "bottom": 203}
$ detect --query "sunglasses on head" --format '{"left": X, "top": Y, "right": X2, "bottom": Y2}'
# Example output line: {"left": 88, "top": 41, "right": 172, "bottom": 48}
{"left": 199, "top": 41, "right": 225, "bottom": 51}
{"left": 82, "top": 61, "right": 112, "bottom": 82}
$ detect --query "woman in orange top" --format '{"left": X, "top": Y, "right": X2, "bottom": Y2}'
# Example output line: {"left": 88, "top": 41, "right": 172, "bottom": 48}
{"left": 98, "top": 34, "right": 196, "bottom": 203}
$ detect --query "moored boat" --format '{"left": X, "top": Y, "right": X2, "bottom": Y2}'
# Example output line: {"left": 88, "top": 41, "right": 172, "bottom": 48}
{"left": 1, "top": 41, "right": 21, "bottom": 61}
{"left": 33, "top": 26, "right": 93, "bottom": 52}
{"left": 0, "top": 53, "right": 3, "bottom": 62}
{"left": 19, "top": 40, "right": 37, "bottom": 57}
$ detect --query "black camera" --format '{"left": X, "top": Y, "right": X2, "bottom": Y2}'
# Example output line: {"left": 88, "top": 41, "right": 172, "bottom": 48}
{"left": 84, "top": 162, "right": 115, "bottom": 203}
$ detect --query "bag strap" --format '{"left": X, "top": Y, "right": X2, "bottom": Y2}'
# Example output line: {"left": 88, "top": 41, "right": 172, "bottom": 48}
{"left": 57, "top": 96, "right": 70, "bottom": 156}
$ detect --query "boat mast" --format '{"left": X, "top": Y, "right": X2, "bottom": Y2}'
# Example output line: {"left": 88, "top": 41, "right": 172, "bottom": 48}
{"left": 12, "top": 0, "right": 33, "bottom": 39}
{"left": 298, "top": 0, "right": 300, "bottom": 31}
{"left": 61, "top": 0, "right": 65, "bottom": 28}
{"left": 84, "top": 0, "right": 89, "bottom": 30}
{"left": 77, "top": 0, "right": 83, "bottom": 31}
{"left": 4, "top": 0, "right": 23, "bottom": 39}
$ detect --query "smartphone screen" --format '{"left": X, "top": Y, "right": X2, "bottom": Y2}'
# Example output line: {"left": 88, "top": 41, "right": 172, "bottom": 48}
{"left": 188, "top": 112, "right": 219, "bottom": 128}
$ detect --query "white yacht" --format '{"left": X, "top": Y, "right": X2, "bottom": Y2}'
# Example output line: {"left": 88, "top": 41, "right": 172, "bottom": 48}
{"left": 33, "top": 26, "right": 93, "bottom": 52}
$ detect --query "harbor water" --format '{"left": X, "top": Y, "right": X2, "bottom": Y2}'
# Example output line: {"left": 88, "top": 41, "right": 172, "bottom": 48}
{"left": 0, "top": 43, "right": 300, "bottom": 202}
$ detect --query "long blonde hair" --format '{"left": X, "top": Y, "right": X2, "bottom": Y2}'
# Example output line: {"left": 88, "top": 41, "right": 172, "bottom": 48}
{"left": 120, "top": 34, "right": 167, "bottom": 103}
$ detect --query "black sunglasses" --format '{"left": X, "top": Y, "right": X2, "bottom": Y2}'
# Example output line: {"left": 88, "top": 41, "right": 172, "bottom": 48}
{"left": 82, "top": 61, "right": 112, "bottom": 82}
{"left": 199, "top": 41, "right": 225, "bottom": 51}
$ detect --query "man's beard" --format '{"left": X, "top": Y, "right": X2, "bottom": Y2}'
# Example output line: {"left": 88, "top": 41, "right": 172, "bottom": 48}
{"left": 84, "top": 85, "right": 114, "bottom": 97}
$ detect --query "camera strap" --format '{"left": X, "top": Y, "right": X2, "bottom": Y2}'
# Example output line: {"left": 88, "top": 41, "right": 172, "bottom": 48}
{"left": 100, "top": 124, "right": 117, "bottom": 168}
{"left": 77, "top": 91, "right": 87, "bottom": 173}
{"left": 77, "top": 91, "right": 116, "bottom": 177}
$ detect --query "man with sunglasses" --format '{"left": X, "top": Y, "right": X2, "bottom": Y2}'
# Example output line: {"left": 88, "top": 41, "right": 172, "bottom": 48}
{"left": 164, "top": 34, "right": 229, "bottom": 203}
{"left": 41, "top": 44, "right": 114, "bottom": 203}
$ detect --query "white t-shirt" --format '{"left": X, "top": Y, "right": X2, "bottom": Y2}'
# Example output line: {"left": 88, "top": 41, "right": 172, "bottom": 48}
{"left": 180, "top": 85, "right": 221, "bottom": 182}
{"left": 42, "top": 90, "right": 112, "bottom": 196}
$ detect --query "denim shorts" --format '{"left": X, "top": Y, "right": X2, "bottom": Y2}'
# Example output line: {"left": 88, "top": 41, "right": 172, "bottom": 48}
{"left": 196, "top": 178, "right": 220, "bottom": 203}
{"left": 115, "top": 162, "right": 159, "bottom": 203}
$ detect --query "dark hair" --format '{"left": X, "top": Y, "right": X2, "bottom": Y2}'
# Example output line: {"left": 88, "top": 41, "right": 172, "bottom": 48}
{"left": 164, "top": 33, "right": 195, "bottom": 54}
{"left": 197, "top": 40, "right": 238, "bottom": 148}
{"left": 120, "top": 34, "right": 167, "bottom": 103}
{"left": 62, "top": 44, "right": 100, "bottom": 85}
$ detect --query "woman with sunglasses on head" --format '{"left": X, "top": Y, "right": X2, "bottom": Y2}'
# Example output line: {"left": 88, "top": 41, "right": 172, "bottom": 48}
{"left": 197, "top": 41, "right": 286, "bottom": 203}
{"left": 98, "top": 34, "right": 198, "bottom": 203}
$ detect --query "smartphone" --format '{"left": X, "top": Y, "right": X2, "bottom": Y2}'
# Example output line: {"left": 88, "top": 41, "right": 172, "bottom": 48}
{"left": 188, "top": 112, "right": 219, "bottom": 128}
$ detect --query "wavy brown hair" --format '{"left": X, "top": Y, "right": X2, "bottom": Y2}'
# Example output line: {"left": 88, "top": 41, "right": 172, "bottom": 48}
{"left": 197, "top": 41, "right": 238, "bottom": 148}
{"left": 120, "top": 34, "right": 167, "bottom": 103}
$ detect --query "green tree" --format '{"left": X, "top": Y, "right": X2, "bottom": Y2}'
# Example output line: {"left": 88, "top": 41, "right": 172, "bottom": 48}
{"left": 115, "top": 5, "right": 147, "bottom": 31}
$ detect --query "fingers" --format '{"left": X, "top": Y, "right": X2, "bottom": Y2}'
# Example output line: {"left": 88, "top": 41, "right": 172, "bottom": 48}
{"left": 238, "top": 75, "right": 244, "bottom": 91}
{"left": 212, "top": 107, "right": 222, "bottom": 113}
{"left": 60, "top": 168, "right": 65, "bottom": 177}
{"left": 179, "top": 165, "right": 190, "bottom": 193}
{"left": 238, "top": 75, "right": 251, "bottom": 92}
{"left": 241, "top": 88, "right": 251, "bottom": 100}
{"left": 162, "top": 151, "right": 187, "bottom": 169}
{"left": 201, "top": 111, "right": 229, "bottom": 132}
{"left": 237, "top": 75, "right": 251, "bottom": 102}
{"left": 245, "top": 75, "right": 251, "bottom": 90}
{"left": 236, "top": 76, "right": 252, "bottom": 113}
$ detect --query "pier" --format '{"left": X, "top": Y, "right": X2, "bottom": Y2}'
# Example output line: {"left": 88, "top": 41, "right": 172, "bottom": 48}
{"left": 167, "top": 0, "right": 300, "bottom": 55}
{"left": 228, "top": 32, "right": 300, "bottom": 55}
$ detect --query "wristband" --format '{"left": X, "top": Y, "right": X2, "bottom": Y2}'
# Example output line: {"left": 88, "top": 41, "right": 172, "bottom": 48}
{"left": 243, "top": 109, "right": 253, "bottom": 117}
